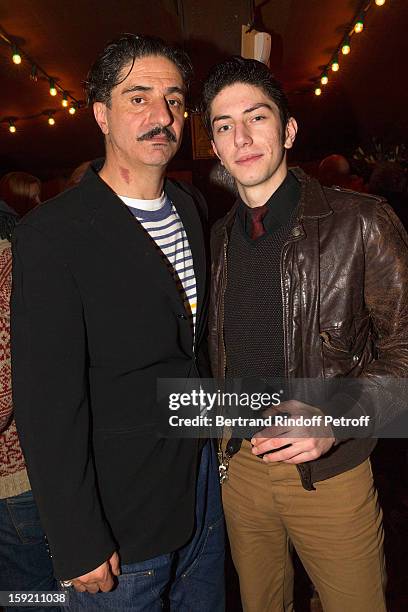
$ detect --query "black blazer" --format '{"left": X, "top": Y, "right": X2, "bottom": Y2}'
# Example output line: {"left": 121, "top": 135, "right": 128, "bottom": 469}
{"left": 11, "top": 161, "right": 209, "bottom": 579}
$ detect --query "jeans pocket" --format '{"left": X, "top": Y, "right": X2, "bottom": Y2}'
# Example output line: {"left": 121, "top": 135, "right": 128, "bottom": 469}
{"left": 181, "top": 514, "right": 225, "bottom": 579}
{"left": 119, "top": 554, "right": 173, "bottom": 601}
{"left": 7, "top": 492, "right": 46, "bottom": 545}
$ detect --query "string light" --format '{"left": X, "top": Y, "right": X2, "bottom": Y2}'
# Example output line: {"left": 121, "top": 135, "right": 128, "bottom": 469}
{"left": 331, "top": 55, "right": 340, "bottom": 72}
{"left": 354, "top": 15, "right": 364, "bottom": 33}
{"left": 8, "top": 120, "right": 16, "bottom": 133}
{"left": 341, "top": 36, "right": 351, "bottom": 55}
{"left": 12, "top": 45, "right": 21, "bottom": 64}
{"left": 49, "top": 79, "right": 57, "bottom": 96}
{"left": 310, "top": 0, "right": 386, "bottom": 97}
{"left": 30, "top": 64, "right": 38, "bottom": 81}
{"left": 183, "top": 110, "right": 189, "bottom": 118}
{"left": 1, "top": 28, "right": 83, "bottom": 128}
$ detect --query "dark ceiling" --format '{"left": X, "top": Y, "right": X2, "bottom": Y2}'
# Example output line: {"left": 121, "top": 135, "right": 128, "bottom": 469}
{"left": 0, "top": 0, "right": 407, "bottom": 179}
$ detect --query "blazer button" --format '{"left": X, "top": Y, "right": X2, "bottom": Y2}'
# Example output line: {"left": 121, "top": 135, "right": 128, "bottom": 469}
{"left": 178, "top": 314, "right": 187, "bottom": 320}
{"left": 292, "top": 226, "right": 302, "bottom": 237}
{"left": 352, "top": 354, "right": 360, "bottom": 364}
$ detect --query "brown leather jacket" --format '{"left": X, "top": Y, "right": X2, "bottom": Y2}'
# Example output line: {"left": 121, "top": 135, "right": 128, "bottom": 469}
{"left": 209, "top": 168, "right": 408, "bottom": 489}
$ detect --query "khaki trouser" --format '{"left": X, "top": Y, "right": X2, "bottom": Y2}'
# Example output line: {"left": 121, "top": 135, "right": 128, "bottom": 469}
{"left": 222, "top": 440, "right": 386, "bottom": 612}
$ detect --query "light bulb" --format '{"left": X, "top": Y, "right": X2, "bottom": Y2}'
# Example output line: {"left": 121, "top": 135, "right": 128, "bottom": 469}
{"left": 354, "top": 20, "right": 364, "bottom": 34}
{"left": 69, "top": 105, "right": 76, "bottom": 115}
{"left": 48, "top": 116, "right": 55, "bottom": 126}
{"left": 375, "top": 0, "right": 385, "bottom": 6}
{"left": 314, "top": 88, "right": 322, "bottom": 96}
{"left": 12, "top": 46, "right": 21, "bottom": 64}
{"left": 331, "top": 59, "right": 339, "bottom": 72}
{"left": 183, "top": 111, "right": 189, "bottom": 118}
{"left": 49, "top": 80, "right": 57, "bottom": 96}
{"left": 62, "top": 93, "right": 68, "bottom": 108}
{"left": 321, "top": 73, "right": 328, "bottom": 85}
{"left": 342, "top": 40, "right": 351, "bottom": 55}
{"left": 8, "top": 122, "right": 16, "bottom": 133}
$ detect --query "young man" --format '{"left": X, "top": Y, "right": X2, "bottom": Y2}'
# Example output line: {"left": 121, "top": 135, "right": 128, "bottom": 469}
{"left": 11, "top": 35, "right": 224, "bottom": 611}
{"left": 203, "top": 56, "right": 408, "bottom": 611}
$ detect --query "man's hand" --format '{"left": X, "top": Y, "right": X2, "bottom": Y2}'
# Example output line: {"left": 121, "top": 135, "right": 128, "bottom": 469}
{"left": 70, "top": 551, "right": 120, "bottom": 593}
{"left": 251, "top": 400, "right": 335, "bottom": 464}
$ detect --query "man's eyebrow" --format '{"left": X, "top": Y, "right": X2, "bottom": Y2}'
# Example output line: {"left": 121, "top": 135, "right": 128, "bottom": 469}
{"left": 212, "top": 114, "right": 231, "bottom": 126}
{"left": 212, "top": 103, "right": 273, "bottom": 125}
{"left": 243, "top": 103, "right": 273, "bottom": 114}
{"left": 166, "top": 86, "right": 185, "bottom": 96}
{"left": 121, "top": 85, "right": 185, "bottom": 96}
{"left": 121, "top": 85, "right": 152, "bottom": 95}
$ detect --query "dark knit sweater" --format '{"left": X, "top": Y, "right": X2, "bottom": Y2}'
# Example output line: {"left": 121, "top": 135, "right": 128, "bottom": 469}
{"left": 224, "top": 172, "right": 300, "bottom": 381}
{"left": 225, "top": 210, "right": 297, "bottom": 379}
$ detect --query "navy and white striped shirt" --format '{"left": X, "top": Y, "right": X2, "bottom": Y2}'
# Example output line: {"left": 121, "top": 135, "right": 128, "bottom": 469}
{"left": 120, "top": 193, "right": 197, "bottom": 334}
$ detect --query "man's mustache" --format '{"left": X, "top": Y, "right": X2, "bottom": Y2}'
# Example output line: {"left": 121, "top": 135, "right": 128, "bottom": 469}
{"left": 137, "top": 126, "right": 177, "bottom": 143}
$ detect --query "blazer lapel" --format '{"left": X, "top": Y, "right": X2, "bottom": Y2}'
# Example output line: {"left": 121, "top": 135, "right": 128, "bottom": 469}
{"left": 80, "top": 170, "right": 185, "bottom": 309}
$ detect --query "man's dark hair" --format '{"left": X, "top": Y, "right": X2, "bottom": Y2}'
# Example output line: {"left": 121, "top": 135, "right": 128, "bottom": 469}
{"left": 202, "top": 56, "right": 291, "bottom": 137}
{"left": 86, "top": 33, "right": 193, "bottom": 106}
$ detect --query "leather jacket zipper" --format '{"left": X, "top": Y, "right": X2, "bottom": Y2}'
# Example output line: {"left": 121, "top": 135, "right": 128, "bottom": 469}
{"left": 280, "top": 225, "right": 315, "bottom": 491}
{"left": 219, "top": 228, "right": 228, "bottom": 378}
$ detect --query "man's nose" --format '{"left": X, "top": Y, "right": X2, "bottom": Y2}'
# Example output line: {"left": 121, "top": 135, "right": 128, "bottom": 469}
{"left": 150, "top": 97, "right": 174, "bottom": 127}
{"left": 234, "top": 122, "right": 252, "bottom": 148}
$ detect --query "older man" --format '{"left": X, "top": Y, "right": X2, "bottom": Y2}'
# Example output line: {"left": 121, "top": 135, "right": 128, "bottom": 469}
{"left": 12, "top": 34, "right": 224, "bottom": 611}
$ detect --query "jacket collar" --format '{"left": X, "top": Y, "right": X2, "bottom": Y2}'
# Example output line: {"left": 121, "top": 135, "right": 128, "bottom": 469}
{"left": 214, "top": 167, "right": 333, "bottom": 235}
{"left": 78, "top": 159, "right": 206, "bottom": 335}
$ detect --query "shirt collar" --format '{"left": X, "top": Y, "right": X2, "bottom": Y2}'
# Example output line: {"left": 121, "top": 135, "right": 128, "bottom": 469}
{"left": 237, "top": 171, "right": 301, "bottom": 236}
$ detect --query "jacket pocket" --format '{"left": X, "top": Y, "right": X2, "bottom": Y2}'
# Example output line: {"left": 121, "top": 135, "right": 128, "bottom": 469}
{"left": 320, "top": 313, "right": 373, "bottom": 377}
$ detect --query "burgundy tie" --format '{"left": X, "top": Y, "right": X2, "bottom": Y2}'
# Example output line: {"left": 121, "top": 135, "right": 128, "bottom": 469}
{"left": 249, "top": 205, "right": 268, "bottom": 240}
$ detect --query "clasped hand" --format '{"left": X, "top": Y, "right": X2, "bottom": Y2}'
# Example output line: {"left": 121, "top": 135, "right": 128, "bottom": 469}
{"left": 251, "top": 400, "right": 335, "bottom": 464}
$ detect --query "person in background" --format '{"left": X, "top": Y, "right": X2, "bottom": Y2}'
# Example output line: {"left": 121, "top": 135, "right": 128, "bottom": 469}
{"left": 318, "top": 153, "right": 351, "bottom": 188}
{"left": 65, "top": 161, "right": 92, "bottom": 189}
{"left": 0, "top": 197, "right": 59, "bottom": 611}
{"left": 368, "top": 161, "right": 408, "bottom": 229}
{"left": 318, "top": 153, "right": 366, "bottom": 193}
{"left": 0, "top": 172, "right": 41, "bottom": 217}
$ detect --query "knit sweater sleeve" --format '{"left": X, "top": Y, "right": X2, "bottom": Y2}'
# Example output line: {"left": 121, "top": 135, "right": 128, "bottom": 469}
{"left": 0, "top": 241, "right": 12, "bottom": 433}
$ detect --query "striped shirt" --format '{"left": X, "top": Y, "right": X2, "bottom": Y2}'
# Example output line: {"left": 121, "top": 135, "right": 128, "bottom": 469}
{"left": 120, "top": 193, "right": 197, "bottom": 335}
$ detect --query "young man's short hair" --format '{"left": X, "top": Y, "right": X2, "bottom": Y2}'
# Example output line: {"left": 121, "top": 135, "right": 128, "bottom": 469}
{"left": 202, "top": 56, "right": 291, "bottom": 138}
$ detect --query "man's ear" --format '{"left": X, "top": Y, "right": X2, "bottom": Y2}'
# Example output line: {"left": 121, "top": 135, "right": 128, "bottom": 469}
{"left": 284, "top": 117, "right": 298, "bottom": 150}
{"left": 93, "top": 102, "right": 109, "bottom": 135}
{"left": 211, "top": 140, "right": 223, "bottom": 165}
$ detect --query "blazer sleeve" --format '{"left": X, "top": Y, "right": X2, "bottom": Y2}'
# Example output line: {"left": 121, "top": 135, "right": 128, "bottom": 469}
{"left": 11, "top": 223, "right": 116, "bottom": 580}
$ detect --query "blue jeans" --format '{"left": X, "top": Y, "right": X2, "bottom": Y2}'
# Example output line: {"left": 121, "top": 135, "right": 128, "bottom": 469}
{"left": 0, "top": 489, "right": 59, "bottom": 611}
{"left": 67, "top": 441, "right": 225, "bottom": 611}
